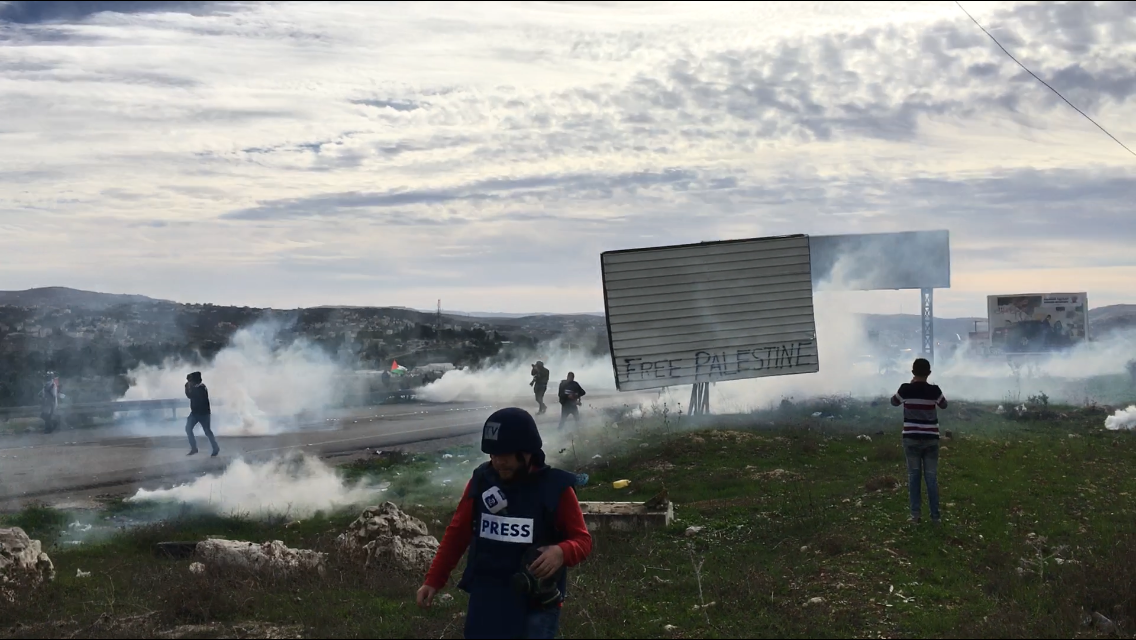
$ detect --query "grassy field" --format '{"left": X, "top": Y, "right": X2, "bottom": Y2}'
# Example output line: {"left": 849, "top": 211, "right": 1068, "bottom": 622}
{"left": 2, "top": 396, "right": 1136, "bottom": 639}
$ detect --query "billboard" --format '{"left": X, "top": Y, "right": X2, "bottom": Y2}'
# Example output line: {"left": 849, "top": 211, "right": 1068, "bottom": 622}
{"left": 810, "top": 230, "right": 950, "bottom": 290}
{"left": 601, "top": 235, "right": 819, "bottom": 392}
{"left": 987, "top": 293, "right": 1088, "bottom": 354}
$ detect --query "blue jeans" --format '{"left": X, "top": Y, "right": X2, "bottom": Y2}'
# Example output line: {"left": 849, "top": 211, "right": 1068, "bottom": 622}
{"left": 186, "top": 413, "right": 219, "bottom": 454}
{"left": 524, "top": 607, "right": 561, "bottom": 639}
{"left": 903, "top": 437, "right": 939, "bottom": 521}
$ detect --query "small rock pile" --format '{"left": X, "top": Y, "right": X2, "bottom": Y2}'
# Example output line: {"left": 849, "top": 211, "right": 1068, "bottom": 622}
{"left": 337, "top": 502, "right": 439, "bottom": 573}
{"left": 195, "top": 539, "right": 326, "bottom": 575}
{"left": 0, "top": 527, "right": 55, "bottom": 602}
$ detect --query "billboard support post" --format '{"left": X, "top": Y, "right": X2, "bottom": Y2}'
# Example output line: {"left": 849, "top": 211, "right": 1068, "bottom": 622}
{"left": 921, "top": 288, "right": 934, "bottom": 364}
{"left": 689, "top": 382, "right": 710, "bottom": 415}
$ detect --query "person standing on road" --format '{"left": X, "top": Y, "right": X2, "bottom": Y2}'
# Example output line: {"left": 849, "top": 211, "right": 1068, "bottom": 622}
{"left": 530, "top": 361, "right": 550, "bottom": 415}
{"left": 39, "top": 372, "right": 59, "bottom": 434}
{"left": 557, "top": 372, "right": 585, "bottom": 429}
{"left": 416, "top": 407, "right": 593, "bottom": 639}
{"left": 890, "top": 358, "right": 948, "bottom": 524}
{"left": 184, "top": 371, "right": 219, "bottom": 457}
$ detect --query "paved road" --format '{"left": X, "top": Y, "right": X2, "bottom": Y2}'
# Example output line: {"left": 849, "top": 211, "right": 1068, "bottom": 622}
{"left": 0, "top": 391, "right": 655, "bottom": 506}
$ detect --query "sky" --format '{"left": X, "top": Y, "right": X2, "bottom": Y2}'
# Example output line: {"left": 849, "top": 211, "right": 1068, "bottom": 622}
{"left": 1, "top": 1, "right": 1133, "bottom": 317}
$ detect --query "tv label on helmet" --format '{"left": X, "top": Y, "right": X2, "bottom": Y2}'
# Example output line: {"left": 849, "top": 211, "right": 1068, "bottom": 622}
{"left": 483, "top": 422, "right": 501, "bottom": 441}
{"left": 479, "top": 513, "right": 534, "bottom": 544}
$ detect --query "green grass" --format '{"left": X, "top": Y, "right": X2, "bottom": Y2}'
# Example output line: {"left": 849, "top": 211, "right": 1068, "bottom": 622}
{"left": 3, "top": 398, "right": 1136, "bottom": 638}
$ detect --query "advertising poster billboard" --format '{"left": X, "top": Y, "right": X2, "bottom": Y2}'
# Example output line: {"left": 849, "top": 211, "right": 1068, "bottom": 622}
{"left": 987, "top": 293, "right": 1088, "bottom": 354}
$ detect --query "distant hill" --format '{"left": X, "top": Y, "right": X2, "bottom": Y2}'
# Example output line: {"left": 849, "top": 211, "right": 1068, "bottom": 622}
{"left": 3, "top": 288, "right": 1134, "bottom": 336}
{"left": 0, "top": 287, "right": 161, "bottom": 309}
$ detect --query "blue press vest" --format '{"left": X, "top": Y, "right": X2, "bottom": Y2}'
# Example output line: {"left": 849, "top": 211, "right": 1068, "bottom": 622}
{"left": 459, "top": 462, "right": 577, "bottom": 639}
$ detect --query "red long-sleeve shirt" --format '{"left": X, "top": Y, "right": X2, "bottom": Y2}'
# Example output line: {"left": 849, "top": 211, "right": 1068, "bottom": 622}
{"left": 424, "top": 478, "right": 592, "bottom": 590}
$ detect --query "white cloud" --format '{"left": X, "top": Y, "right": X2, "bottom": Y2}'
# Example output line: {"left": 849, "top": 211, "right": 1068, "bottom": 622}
{"left": 0, "top": 0, "right": 1134, "bottom": 315}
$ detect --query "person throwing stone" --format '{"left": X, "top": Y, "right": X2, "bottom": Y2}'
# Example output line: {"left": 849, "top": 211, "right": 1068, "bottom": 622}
{"left": 184, "top": 371, "right": 219, "bottom": 457}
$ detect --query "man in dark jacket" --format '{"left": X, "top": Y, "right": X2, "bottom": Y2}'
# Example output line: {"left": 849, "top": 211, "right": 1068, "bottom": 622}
{"left": 557, "top": 373, "right": 585, "bottom": 429}
{"left": 530, "top": 361, "right": 550, "bottom": 415}
{"left": 40, "top": 372, "right": 59, "bottom": 434}
{"left": 184, "top": 371, "right": 219, "bottom": 457}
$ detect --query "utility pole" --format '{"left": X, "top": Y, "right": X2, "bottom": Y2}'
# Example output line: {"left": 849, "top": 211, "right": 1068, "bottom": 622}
{"left": 435, "top": 299, "right": 441, "bottom": 330}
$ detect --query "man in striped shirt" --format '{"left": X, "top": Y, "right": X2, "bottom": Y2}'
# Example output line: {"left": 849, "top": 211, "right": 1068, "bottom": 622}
{"left": 890, "top": 358, "right": 948, "bottom": 524}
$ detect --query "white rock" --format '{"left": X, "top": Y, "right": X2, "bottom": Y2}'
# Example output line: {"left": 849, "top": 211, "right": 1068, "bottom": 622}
{"left": 189, "top": 562, "right": 205, "bottom": 575}
{"left": 195, "top": 539, "right": 326, "bottom": 575}
{"left": 0, "top": 527, "right": 55, "bottom": 584}
{"left": 336, "top": 502, "right": 440, "bottom": 573}
{"left": 807, "top": 597, "right": 825, "bottom": 606}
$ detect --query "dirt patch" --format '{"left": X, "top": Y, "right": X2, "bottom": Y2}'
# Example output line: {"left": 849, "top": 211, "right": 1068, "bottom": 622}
{"left": 864, "top": 476, "right": 900, "bottom": 492}
{"left": 685, "top": 496, "right": 767, "bottom": 511}
{"left": 6, "top": 615, "right": 305, "bottom": 639}
{"left": 637, "top": 459, "right": 676, "bottom": 473}
{"left": 749, "top": 468, "right": 804, "bottom": 482}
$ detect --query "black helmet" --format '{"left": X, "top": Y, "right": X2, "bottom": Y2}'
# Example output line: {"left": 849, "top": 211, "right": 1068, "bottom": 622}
{"left": 481, "top": 407, "right": 542, "bottom": 455}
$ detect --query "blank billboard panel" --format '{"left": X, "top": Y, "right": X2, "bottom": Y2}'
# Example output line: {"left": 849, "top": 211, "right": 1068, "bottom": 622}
{"left": 601, "top": 235, "right": 819, "bottom": 392}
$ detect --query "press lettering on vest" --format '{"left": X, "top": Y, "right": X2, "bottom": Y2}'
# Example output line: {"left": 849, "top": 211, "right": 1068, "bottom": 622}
{"left": 483, "top": 422, "right": 501, "bottom": 440}
{"left": 478, "top": 513, "right": 535, "bottom": 544}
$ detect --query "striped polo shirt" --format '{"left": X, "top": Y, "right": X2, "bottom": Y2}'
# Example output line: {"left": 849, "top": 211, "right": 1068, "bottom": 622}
{"left": 892, "top": 382, "right": 947, "bottom": 439}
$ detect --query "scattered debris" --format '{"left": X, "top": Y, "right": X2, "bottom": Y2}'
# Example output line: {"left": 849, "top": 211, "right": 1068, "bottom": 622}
{"left": 0, "top": 527, "right": 55, "bottom": 585}
{"left": 438, "top": 593, "right": 454, "bottom": 605}
{"left": 75, "top": 569, "right": 90, "bottom": 579}
{"left": 613, "top": 479, "right": 631, "bottom": 489}
{"left": 188, "top": 562, "right": 205, "bottom": 575}
{"left": 337, "top": 502, "right": 440, "bottom": 573}
{"left": 644, "top": 489, "right": 670, "bottom": 511}
{"left": 654, "top": 575, "right": 672, "bottom": 584}
{"left": 693, "top": 601, "right": 716, "bottom": 611}
{"left": 442, "top": 454, "right": 454, "bottom": 459}
{"left": 806, "top": 597, "right": 825, "bottom": 606}
{"left": 663, "top": 624, "right": 678, "bottom": 634}
{"left": 812, "top": 412, "right": 823, "bottom": 417}
{"left": 857, "top": 434, "right": 872, "bottom": 442}
{"left": 195, "top": 539, "right": 326, "bottom": 575}
{"left": 684, "top": 526, "right": 704, "bottom": 537}
{"left": 592, "top": 454, "right": 602, "bottom": 459}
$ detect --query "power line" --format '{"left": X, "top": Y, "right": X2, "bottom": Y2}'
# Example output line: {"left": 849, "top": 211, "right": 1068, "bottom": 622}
{"left": 954, "top": 0, "right": 1136, "bottom": 158}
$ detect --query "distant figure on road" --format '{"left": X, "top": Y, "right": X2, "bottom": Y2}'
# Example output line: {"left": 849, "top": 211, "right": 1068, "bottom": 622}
{"left": 39, "top": 372, "right": 59, "bottom": 434}
{"left": 557, "top": 372, "right": 586, "bottom": 429}
{"left": 381, "top": 370, "right": 391, "bottom": 389}
{"left": 890, "top": 358, "right": 948, "bottom": 524}
{"left": 531, "top": 361, "right": 550, "bottom": 415}
{"left": 184, "top": 371, "right": 219, "bottom": 457}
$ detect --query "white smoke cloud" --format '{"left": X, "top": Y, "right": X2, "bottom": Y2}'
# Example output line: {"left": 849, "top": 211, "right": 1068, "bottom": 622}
{"left": 127, "top": 455, "right": 379, "bottom": 517}
{"left": 417, "top": 337, "right": 614, "bottom": 404}
{"left": 1105, "top": 406, "right": 1136, "bottom": 432}
{"left": 123, "top": 321, "right": 349, "bottom": 435}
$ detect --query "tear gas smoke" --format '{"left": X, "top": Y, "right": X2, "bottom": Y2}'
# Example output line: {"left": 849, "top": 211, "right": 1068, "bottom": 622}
{"left": 127, "top": 455, "right": 378, "bottom": 517}
{"left": 123, "top": 322, "right": 348, "bottom": 435}
{"left": 412, "top": 248, "right": 1136, "bottom": 414}
{"left": 1105, "top": 406, "right": 1136, "bottom": 431}
{"left": 418, "top": 338, "right": 615, "bottom": 403}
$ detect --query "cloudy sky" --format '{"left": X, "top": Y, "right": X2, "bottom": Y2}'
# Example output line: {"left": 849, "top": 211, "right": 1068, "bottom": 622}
{"left": 1, "top": 1, "right": 1133, "bottom": 316}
